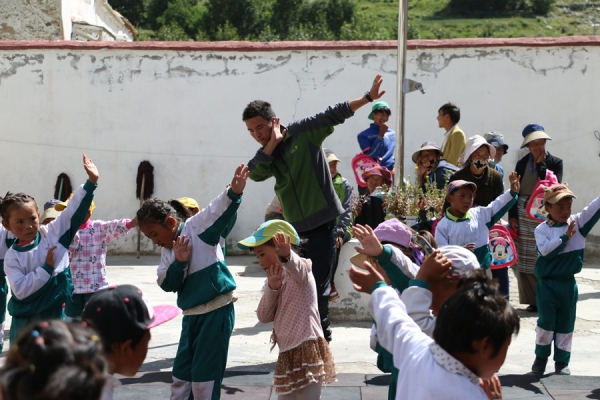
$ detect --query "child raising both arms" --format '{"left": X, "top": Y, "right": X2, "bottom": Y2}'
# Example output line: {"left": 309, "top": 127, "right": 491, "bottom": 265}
{"left": 350, "top": 261, "right": 518, "bottom": 400}
{"left": 435, "top": 172, "right": 520, "bottom": 276}
{"left": 2, "top": 154, "right": 98, "bottom": 343}
{"left": 238, "top": 220, "right": 337, "bottom": 399}
{"left": 531, "top": 184, "right": 600, "bottom": 376}
{"left": 136, "top": 164, "right": 249, "bottom": 400}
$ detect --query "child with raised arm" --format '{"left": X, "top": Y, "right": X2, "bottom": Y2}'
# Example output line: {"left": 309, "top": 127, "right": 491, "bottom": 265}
{"left": 59, "top": 198, "right": 137, "bottom": 318}
{"left": 2, "top": 154, "right": 98, "bottom": 343}
{"left": 238, "top": 220, "right": 337, "bottom": 399}
{"left": 531, "top": 184, "right": 600, "bottom": 376}
{"left": 350, "top": 261, "right": 518, "bottom": 400}
{"left": 435, "top": 172, "right": 520, "bottom": 275}
{"left": 136, "top": 164, "right": 248, "bottom": 400}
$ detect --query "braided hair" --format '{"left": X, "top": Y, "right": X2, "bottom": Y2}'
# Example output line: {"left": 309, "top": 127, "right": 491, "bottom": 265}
{"left": 0, "top": 192, "right": 37, "bottom": 221}
{"left": 136, "top": 198, "right": 192, "bottom": 227}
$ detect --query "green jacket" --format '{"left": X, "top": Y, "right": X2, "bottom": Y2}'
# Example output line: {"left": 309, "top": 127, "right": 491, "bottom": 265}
{"left": 248, "top": 102, "right": 355, "bottom": 232}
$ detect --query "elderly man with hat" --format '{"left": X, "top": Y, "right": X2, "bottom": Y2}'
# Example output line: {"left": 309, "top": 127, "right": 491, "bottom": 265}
{"left": 508, "top": 123, "right": 563, "bottom": 313}
{"left": 357, "top": 101, "right": 396, "bottom": 194}
{"left": 413, "top": 141, "right": 458, "bottom": 192}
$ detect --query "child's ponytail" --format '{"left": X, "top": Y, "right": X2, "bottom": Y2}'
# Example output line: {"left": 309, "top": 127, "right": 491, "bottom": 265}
{"left": 0, "top": 320, "right": 107, "bottom": 400}
{"left": 168, "top": 199, "right": 192, "bottom": 222}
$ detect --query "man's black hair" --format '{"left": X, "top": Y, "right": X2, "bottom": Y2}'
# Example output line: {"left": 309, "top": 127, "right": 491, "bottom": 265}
{"left": 242, "top": 100, "right": 276, "bottom": 122}
{"left": 438, "top": 103, "right": 460, "bottom": 124}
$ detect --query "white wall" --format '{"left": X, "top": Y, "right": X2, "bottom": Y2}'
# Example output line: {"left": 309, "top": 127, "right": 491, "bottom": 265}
{"left": 1, "top": 38, "right": 599, "bottom": 255}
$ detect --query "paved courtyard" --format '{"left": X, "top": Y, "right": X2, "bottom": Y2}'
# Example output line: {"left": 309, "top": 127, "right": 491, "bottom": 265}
{"left": 5, "top": 254, "right": 600, "bottom": 399}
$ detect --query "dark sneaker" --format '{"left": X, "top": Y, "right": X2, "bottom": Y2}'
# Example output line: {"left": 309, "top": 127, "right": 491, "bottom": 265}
{"left": 555, "top": 362, "right": 570, "bottom": 375}
{"left": 531, "top": 357, "right": 548, "bottom": 375}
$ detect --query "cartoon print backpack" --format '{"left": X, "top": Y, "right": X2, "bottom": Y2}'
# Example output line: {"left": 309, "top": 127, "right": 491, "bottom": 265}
{"left": 526, "top": 170, "right": 559, "bottom": 222}
{"left": 352, "top": 151, "right": 379, "bottom": 188}
{"left": 489, "top": 223, "right": 517, "bottom": 269}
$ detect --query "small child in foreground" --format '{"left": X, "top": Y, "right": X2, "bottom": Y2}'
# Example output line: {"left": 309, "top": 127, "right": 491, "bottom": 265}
{"left": 350, "top": 260, "right": 518, "bottom": 400}
{"left": 435, "top": 172, "right": 520, "bottom": 276}
{"left": 0, "top": 319, "right": 107, "bottom": 400}
{"left": 82, "top": 284, "right": 180, "bottom": 400}
{"left": 531, "top": 184, "right": 600, "bottom": 376}
{"left": 238, "top": 220, "right": 337, "bottom": 399}
{"left": 2, "top": 154, "right": 98, "bottom": 342}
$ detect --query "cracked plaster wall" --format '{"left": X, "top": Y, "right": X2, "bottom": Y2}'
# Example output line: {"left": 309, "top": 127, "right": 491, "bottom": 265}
{"left": 0, "top": 0, "right": 63, "bottom": 40}
{"left": 1, "top": 45, "right": 600, "bottom": 255}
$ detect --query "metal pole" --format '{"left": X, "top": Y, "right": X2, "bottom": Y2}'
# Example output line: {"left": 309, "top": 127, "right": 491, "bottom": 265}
{"left": 394, "top": 0, "right": 408, "bottom": 186}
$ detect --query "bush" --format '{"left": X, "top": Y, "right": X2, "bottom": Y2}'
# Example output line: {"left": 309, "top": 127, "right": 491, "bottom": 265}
{"left": 530, "top": 0, "right": 554, "bottom": 15}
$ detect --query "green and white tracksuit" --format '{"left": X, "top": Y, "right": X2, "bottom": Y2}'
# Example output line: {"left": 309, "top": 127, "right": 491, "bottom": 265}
{"left": 4, "top": 181, "right": 95, "bottom": 343}
{"left": 158, "top": 188, "right": 240, "bottom": 400}
{"left": 370, "top": 245, "right": 419, "bottom": 400}
{"left": 435, "top": 189, "right": 518, "bottom": 271}
{"left": 534, "top": 194, "right": 600, "bottom": 364}
{"left": 0, "top": 228, "right": 15, "bottom": 352}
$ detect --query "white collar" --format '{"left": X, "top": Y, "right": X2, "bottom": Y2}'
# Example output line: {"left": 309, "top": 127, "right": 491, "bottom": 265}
{"left": 429, "top": 343, "right": 480, "bottom": 385}
{"left": 444, "top": 125, "right": 457, "bottom": 136}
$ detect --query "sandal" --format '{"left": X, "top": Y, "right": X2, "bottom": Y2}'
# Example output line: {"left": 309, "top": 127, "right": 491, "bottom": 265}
{"left": 526, "top": 305, "right": 538, "bottom": 312}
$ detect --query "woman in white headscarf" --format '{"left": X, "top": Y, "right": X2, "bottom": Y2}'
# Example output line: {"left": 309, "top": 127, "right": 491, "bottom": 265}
{"left": 447, "top": 135, "right": 504, "bottom": 207}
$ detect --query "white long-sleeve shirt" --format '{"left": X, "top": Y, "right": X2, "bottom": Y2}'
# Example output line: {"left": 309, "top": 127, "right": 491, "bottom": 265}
{"left": 5, "top": 182, "right": 95, "bottom": 300}
{"left": 369, "top": 285, "right": 487, "bottom": 400}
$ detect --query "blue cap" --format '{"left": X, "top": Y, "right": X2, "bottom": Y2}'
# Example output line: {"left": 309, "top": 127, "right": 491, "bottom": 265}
{"left": 487, "top": 137, "right": 509, "bottom": 153}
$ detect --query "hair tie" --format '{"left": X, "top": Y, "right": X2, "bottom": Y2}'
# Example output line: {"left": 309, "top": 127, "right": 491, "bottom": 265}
{"left": 31, "top": 330, "right": 40, "bottom": 338}
{"left": 29, "top": 364, "right": 35, "bottom": 374}
{"left": 90, "top": 335, "right": 100, "bottom": 342}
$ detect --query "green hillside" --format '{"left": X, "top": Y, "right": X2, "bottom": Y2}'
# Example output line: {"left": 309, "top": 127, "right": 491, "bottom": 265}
{"left": 114, "top": 0, "right": 600, "bottom": 41}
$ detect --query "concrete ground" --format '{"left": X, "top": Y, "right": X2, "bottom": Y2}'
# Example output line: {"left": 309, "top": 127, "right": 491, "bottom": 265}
{"left": 4, "top": 254, "right": 600, "bottom": 399}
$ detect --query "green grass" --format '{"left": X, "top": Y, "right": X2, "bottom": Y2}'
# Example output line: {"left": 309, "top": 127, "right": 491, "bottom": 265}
{"left": 358, "top": 0, "right": 600, "bottom": 39}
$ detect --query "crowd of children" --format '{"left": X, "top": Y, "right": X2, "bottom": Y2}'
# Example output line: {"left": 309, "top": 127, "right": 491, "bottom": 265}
{"left": 0, "top": 74, "right": 596, "bottom": 400}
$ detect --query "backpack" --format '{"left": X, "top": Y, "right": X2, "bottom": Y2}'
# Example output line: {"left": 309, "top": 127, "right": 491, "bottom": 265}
{"left": 351, "top": 152, "right": 379, "bottom": 188}
{"left": 525, "top": 170, "right": 559, "bottom": 222}
{"left": 489, "top": 223, "right": 517, "bottom": 269}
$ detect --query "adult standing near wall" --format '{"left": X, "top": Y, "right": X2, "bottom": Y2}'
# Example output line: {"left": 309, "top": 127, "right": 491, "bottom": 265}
{"left": 509, "top": 124, "right": 563, "bottom": 313}
{"left": 356, "top": 101, "right": 396, "bottom": 195}
{"left": 437, "top": 102, "right": 466, "bottom": 167}
{"left": 243, "top": 75, "right": 386, "bottom": 342}
{"left": 412, "top": 141, "right": 458, "bottom": 192}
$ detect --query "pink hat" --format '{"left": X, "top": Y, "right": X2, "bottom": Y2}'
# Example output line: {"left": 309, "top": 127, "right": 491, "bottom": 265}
{"left": 361, "top": 166, "right": 393, "bottom": 187}
{"left": 374, "top": 218, "right": 416, "bottom": 248}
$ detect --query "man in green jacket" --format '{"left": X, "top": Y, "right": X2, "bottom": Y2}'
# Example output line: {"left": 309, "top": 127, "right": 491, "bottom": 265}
{"left": 243, "top": 74, "right": 386, "bottom": 341}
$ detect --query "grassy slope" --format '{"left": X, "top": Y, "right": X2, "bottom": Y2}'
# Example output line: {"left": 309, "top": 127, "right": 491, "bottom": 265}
{"left": 357, "top": 0, "right": 600, "bottom": 39}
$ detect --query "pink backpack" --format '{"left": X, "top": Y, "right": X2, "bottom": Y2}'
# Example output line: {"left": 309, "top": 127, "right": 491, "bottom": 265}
{"left": 489, "top": 223, "right": 517, "bottom": 269}
{"left": 351, "top": 152, "right": 379, "bottom": 188}
{"left": 525, "top": 170, "right": 559, "bottom": 222}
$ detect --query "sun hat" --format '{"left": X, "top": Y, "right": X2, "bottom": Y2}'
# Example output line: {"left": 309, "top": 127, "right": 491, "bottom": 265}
{"left": 458, "top": 135, "right": 496, "bottom": 167}
{"left": 177, "top": 197, "right": 199, "bottom": 210}
{"left": 411, "top": 141, "right": 442, "bottom": 164}
{"left": 361, "top": 166, "right": 393, "bottom": 187}
{"left": 446, "top": 180, "right": 477, "bottom": 196}
{"left": 238, "top": 220, "right": 300, "bottom": 250}
{"left": 373, "top": 218, "right": 415, "bottom": 248}
{"left": 44, "top": 199, "right": 61, "bottom": 210}
{"left": 55, "top": 193, "right": 95, "bottom": 213}
{"left": 324, "top": 148, "right": 341, "bottom": 163}
{"left": 544, "top": 184, "right": 576, "bottom": 205}
{"left": 439, "top": 245, "right": 480, "bottom": 278}
{"left": 82, "top": 285, "right": 179, "bottom": 348}
{"left": 40, "top": 207, "right": 61, "bottom": 222}
{"left": 368, "top": 101, "right": 391, "bottom": 120}
{"left": 521, "top": 123, "right": 552, "bottom": 148}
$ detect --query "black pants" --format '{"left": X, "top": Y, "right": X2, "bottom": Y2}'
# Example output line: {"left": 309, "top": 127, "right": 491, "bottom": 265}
{"left": 331, "top": 230, "right": 351, "bottom": 282}
{"left": 491, "top": 267, "right": 510, "bottom": 300}
{"left": 299, "top": 220, "right": 336, "bottom": 342}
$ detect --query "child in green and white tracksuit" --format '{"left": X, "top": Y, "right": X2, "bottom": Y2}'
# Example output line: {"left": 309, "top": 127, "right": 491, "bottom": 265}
{"left": 531, "top": 184, "right": 600, "bottom": 376}
{"left": 137, "top": 165, "right": 248, "bottom": 400}
{"left": 0, "top": 226, "right": 15, "bottom": 352}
